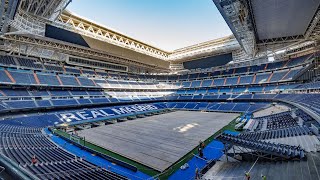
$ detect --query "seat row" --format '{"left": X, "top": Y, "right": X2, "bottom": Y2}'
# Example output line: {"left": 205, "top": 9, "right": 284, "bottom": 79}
{"left": 0, "top": 54, "right": 310, "bottom": 82}
{"left": 0, "top": 124, "right": 128, "bottom": 180}
{"left": 217, "top": 133, "right": 305, "bottom": 159}
{"left": 239, "top": 126, "right": 312, "bottom": 140}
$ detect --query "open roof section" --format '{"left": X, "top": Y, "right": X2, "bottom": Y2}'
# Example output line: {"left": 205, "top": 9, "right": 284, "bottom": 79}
{"left": 55, "top": 9, "right": 239, "bottom": 62}
{"left": 66, "top": 0, "right": 233, "bottom": 52}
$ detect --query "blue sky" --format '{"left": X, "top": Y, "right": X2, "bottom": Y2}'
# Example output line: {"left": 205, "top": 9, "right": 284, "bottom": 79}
{"left": 67, "top": 0, "right": 232, "bottom": 51}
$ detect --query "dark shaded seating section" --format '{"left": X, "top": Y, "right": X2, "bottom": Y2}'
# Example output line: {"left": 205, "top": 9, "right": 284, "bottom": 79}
{"left": 216, "top": 133, "right": 305, "bottom": 159}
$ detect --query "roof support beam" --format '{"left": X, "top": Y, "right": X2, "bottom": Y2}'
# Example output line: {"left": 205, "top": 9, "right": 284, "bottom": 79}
{"left": 213, "top": 0, "right": 257, "bottom": 58}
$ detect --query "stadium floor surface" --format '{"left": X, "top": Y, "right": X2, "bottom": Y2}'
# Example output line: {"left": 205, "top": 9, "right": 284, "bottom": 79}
{"left": 77, "top": 111, "right": 239, "bottom": 171}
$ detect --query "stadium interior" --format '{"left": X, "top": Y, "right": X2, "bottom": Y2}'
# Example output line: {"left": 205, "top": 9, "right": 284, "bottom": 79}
{"left": 0, "top": 0, "right": 319, "bottom": 179}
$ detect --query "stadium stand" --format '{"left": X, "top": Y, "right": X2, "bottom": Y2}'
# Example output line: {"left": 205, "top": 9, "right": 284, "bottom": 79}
{"left": 0, "top": 1, "right": 319, "bottom": 179}
{"left": 216, "top": 133, "right": 305, "bottom": 159}
{"left": 0, "top": 124, "right": 128, "bottom": 180}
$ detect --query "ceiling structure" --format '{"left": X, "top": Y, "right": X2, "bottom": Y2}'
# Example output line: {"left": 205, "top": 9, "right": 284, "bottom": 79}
{"left": 0, "top": 0, "right": 319, "bottom": 72}
{"left": 251, "top": 0, "right": 319, "bottom": 41}
{"left": 214, "top": 0, "right": 320, "bottom": 57}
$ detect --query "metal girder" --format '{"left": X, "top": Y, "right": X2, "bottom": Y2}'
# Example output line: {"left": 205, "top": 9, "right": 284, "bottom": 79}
{"left": 3, "top": 38, "right": 68, "bottom": 61}
{"left": 8, "top": 9, "right": 46, "bottom": 35}
{"left": 19, "top": 0, "right": 71, "bottom": 20}
{"left": 213, "top": 0, "right": 257, "bottom": 58}
{"left": 1, "top": 34, "right": 169, "bottom": 72}
{"left": 56, "top": 10, "right": 242, "bottom": 62}
{"left": 168, "top": 36, "right": 240, "bottom": 62}
{"left": 245, "top": 0, "right": 320, "bottom": 52}
{"left": 8, "top": 0, "right": 71, "bottom": 35}
{"left": 213, "top": 0, "right": 320, "bottom": 59}
{"left": 306, "top": 7, "right": 320, "bottom": 40}
{"left": 0, "top": 0, "right": 20, "bottom": 34}
{"left": 55, "top": 11, "right": 169, "bottom": 60}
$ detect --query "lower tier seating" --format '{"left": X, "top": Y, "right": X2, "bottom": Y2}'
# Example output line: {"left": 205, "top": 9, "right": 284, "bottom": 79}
{"left": 216, "top": 133, "right": 305, "bottom": 159}
{"left": 238, "top": 126, "right": 312, "bottom": 140}
{"left": 0, "top": 124, "right": 128, "bottom": 180}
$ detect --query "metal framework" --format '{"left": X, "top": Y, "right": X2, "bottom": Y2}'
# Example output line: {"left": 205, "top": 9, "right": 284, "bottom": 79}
{"left": 168, "top": 35, "right": 240, "bottom": 62}
{"left": 214, "top": 0, "right": 320, "bottom": 60}
{"left": 8, "top": 9, "right": 46, "bottom": 35}
{"left": 56, "top": 11, "right": 169, "bottom": 60}
{"left": 19, "top": 0, "right": 71, "bottom": 20}
{"left": 213, "top": 0, "right": 257, "bottom": 58}
{"left": 4, "top": 0, "right": 319, "bottom": 72}
{"left": 1, "top": 34, "right": 169, "bottom": 72}
{"left": 0, "top": 0, "right": 20, "bottom": 34}
{"left": 305, "top": 6, "right": 320, "bottom": 40}
{"left": 55, "top": 11, "right": 242, "bottom": 62}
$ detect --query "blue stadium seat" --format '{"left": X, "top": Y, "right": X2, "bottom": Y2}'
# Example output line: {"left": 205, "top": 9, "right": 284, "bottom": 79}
{"left": 78, "top": 77, "right": 96, "bottom": 86}
{"left": 8, "top": 70, "right": 37, "bottom": 85}
{"left": 201, "top": 79, "right": 213, "bottom": 87}
{"left": 1, "top": 89, "right": 30, "bottom": 96}
{"left": 16, "top": 57, "right": 42, "bottom": 69}
{"left": 225, "top": 77, "right": 238, "bottom": 85}
{"left": 270, "top": 70, "right": 289, "bottom": 82}
{"left": 44, "top": 64, "right": 64, "bottom": 72}
{"left": 5, "top": 100, "right": 36, "bottom": 109}
{"left": 50, "top": 90, "right": 71, "bottom": 96}
{"left": 239, "top": 75, "right": 253, "bottom": 84}
{"left": 36, "top": 100, "right": 52, "bottom": 107}
{"left": 51, "top": 99, "right": 78, "bottom": 106}
{"left": 213, "top": 78, "right": 225, "bottom": 86}
{"left": 0, "top": 56, "right": 16, "bottom": 66}
{"left": 254, "top": 73, "right": 271, "bottom": 84}
{"left": 37, "top": 73, "right": 60, "bottom": 86}
{"left": 59, "top": 75, "right": 80, "bottom": 86}
{"left": 0, "top": 69, "right": 12, "bottom": 83}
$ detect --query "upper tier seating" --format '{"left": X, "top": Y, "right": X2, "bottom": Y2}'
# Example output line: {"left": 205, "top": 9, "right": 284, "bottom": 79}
{"left": 201, "top": 79, "right": 213, "bottom": 87}
{"left": 51, "top": 99, "right": 78, "bottom": 106}
{"left": 16, "top": 57, "right": 43, "bottom": 69}
{"left": 254, "top": 73, "right": 271, "bottom": 84}
{"left": 225, "top": 77, "right": 238, "bottom": 85}
{"left": 8, "top": 70, "right": 37, "bottom": 84}
{"left": 0, "top": 56, "right": 16, "bottom": 66}
{"left": 286, "top": 55, "right": 309, "bottom": 67}
{"left": 29, "top": 90, "right": 49, "bottom": 96}
{"left": 270, "top": 70, "right": 289, "bottom": 82}
{"left": 64, "top": 67, "right": 81, "bottom": 74}
{"left": 0, "top": 69, "right": 13, "bottom": 83}
{"left": 239, "top": 75, "right": 253, "bottom": 84}
{"left": 266, "top": 61, "right": 285, "bottom": 70}
{"left": 295, "top": 81, "right": 320, "bottom": 89}
{"left": 44, "top": 64, "right": 64, "bottom": 72}
{"left": 1, "top": 89, "right": 30, "bottom": 96}
{"left": 59, "top": 75, "right": 80, "bottom": 86}
{"left": 213, "top": 78, "right": 225, "bottom": 86}
{"left": 282, "top": 68, "right": 302, "bottom": 80}
{"left": 78, "top": 77, "right": 96, "bottom": 86}
{"left": 4, "top": 100, "right": 36, "bottom": 109}
{"left": 81, "top": 69, "right": 96, "bottom": 75}
{"left": 37, "top": 73, "right": 60, "bottom": 86}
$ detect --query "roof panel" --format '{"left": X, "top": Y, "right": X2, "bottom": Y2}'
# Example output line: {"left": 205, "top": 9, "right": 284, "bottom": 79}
{"left": 251, "top": 0, "right": 320, "bottom": 40}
